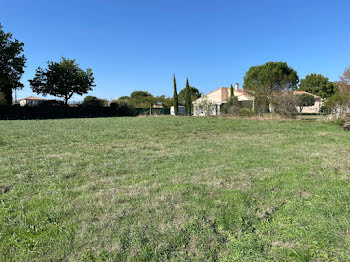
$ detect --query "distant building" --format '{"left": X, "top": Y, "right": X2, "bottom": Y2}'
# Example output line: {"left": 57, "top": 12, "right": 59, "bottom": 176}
{"left": 192, "top": 83, "right": 252, "bottom": 116}
{"left": 170, "top": 106, "right": 186, "bottom": 116}
{"left": 192, "top": 84, "right": 323, "bottom": 116}
{"left": 19, "top": 96, "right": 46, "bottom": 106}
{"left": 292, "top": 91, "right": 322, "bottom": 114}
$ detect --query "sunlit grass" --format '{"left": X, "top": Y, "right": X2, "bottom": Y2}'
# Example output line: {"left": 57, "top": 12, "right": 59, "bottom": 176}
{"left": 0, "top": 116, "right": 349, "bottom": 261}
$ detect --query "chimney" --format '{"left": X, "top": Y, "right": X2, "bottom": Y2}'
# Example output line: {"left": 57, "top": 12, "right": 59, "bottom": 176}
{"left": 234, "top": 83, "right": 239, "bottom": 91}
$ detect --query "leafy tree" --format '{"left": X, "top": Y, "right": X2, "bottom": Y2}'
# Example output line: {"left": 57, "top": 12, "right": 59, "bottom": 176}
{"left": 82, "top": 96, "right": 108, "bottom": 107}
{"left": 243, "top": 61, "right": 299, "bottom": 114}
{"left": 173, "top": 74, "right": 179, "bottom": 115}
{"left": 117, "top": 96, "right": 130, "bottom": 101}
{"left": 295, "top": 93, "right": 315, "bottom": 114}
{"left": 29, "top": 58, "right": 95, "bottom": 105}
{"left": 298, "top": 73, "right": 336, "bottom": 98}
{"left": 178, "top": 86, "right": 201, "bottom": 105}
{"left": 129, "top": 91, "right": 156, "bottom": 108}
{"left": 0, "top": 23, "right": 26, "bottom": 105}
{"left": 156, "top": 95, "right": 173, "bottom": 108}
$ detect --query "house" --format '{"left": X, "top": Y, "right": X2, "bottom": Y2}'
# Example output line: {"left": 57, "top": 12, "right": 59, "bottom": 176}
{"left": 192, "top": 85, "right": 322, "bottom": 116}
{"left": 19, "top": 96, "right": 46, "bottom": 106}
{"left": 292, "top": 91, "right": 322, "bottom": 113}
{"left": 192, "top": 83, "right": 252, "bottom": 116}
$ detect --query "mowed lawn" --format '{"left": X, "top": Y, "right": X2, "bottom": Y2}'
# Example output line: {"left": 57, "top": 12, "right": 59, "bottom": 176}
{"left": 1, "top": 117, "right": 350, "bottom": 261}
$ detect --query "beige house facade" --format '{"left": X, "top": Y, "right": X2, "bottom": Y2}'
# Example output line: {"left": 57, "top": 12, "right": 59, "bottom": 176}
{"left": 193, "top": 85, "right": 322, "bottom": 116}
{"left": 292, "top": 91, "right": 322, "bottom": 114}
{"left": 192, "top": 83, "right": 252, "bottom": 116}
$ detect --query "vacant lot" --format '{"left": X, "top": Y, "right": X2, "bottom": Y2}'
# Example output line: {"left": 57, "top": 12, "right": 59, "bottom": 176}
{"left": 0, "top": 117, "right": 349, "bottom": 261}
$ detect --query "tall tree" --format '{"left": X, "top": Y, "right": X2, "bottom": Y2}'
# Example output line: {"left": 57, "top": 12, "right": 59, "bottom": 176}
{"left": 243, "top": 61, "right": 299, "bottom": 114}
{"left": 178, "top": 86, "right": 201, "bottom": 105}
{"left": 173, "top": 74, "right": 179, "bottom": 115}
{"left": 185, "top": 78, "right": 191, "bottom": 115}
{"left": 298, "top": 73, "right": 336, "bottom": 98}
{"left": 0, "top": 23, "right": 26, "bottom": 105}
{"left": 29, "top": 58, "right": 95, "bottom": 105}
{"left": 230, "top": 84, "right": 234, "bottom": 97}
{"left": 129, "top": 91, "right": 156, "bottom": 108}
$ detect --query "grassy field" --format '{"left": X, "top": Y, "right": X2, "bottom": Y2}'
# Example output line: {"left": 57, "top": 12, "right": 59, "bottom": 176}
{"left": 1, "top": 117, "right": 350, "bottom": 261}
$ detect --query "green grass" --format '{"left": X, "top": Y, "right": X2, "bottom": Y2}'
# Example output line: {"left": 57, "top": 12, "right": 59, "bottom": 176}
{"left": 1, "top": 116, "right": 350, "bottom": 261}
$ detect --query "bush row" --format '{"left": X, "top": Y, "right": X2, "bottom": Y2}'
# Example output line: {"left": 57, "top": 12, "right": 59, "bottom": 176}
{"left": 0, "top": 102, "right": 170, "bottom": 120}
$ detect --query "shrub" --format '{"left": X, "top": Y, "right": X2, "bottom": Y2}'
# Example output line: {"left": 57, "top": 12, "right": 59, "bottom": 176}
{"left": 110, "top": 100, "right": 137, "bottom": 116}
{"left": 221, "top": 96, "right": 240, "bottom": 115}
{"left": 239, "top": 108, "right": 254, "bottom": 117}
{"left": 271, "top": 92, "right": 298, "bottom": 118}
{"left": 332, "top": 118, "right": 346, "bottom": 126}
{"left": 82, "top": 96, "right": 109, "bottom": 107}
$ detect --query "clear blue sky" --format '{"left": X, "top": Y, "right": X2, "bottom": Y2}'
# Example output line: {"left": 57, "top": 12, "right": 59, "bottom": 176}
{"left": 2, "top": 0, "right": 350, "bottom": 101}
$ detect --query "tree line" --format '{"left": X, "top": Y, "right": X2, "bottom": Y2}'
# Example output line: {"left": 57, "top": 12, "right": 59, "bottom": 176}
{"left": 1, "top": 22, "right": 349, "bottom": 119}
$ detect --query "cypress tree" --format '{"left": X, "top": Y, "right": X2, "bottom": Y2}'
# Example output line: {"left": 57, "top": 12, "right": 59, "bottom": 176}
{"left": 230, "top": 84, "right": 234, "bottom": 98}
{"left": 185, "top": 78, "right": 191, "bottom": 115}
{"left": 173, "top": 74, "right": 179, "bottom": 115}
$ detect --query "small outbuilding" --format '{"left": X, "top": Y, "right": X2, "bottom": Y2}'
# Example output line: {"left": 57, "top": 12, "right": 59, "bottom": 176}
{"left": 170, "top": 106, "right": 186, "bottom": 116}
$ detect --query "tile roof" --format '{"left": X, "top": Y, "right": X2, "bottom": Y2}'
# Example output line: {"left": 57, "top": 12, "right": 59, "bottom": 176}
{"left": 292, "top": 91, "right": 321, "bottom": 99}
{"left": 19, "top": 96, "right": 46, "bottom": 101}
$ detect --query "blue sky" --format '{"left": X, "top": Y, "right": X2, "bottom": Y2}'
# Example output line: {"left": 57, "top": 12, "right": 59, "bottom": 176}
{"left": 2, "top": 0, "right": 350, "bottom": 101}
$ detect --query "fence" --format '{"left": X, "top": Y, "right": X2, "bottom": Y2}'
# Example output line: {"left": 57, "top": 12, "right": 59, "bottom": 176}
{"left": 136, "top": 108, "right": 170, "bottom": 116}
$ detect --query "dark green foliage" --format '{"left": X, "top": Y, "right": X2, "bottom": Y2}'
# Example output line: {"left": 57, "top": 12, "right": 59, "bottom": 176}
{"left": 243, "top": 62, "right": 299, "bottom": 114}
{"left": 0, "top": 92, "right": 7, "bottom": 106}
{"left": 295, "top": 93, "right": 315, "bottom": 113}
{"left": 230, "top": 84, "right": 234, "bottom": 97}
{"left": 239, "top": 108, "right": 254, "bottom": 117}
{"left": 29, "top": 57, "right": 95, "bottom": 105}
{"left": 185, "top": 78, "right": 191, "bottom": 115}
{"left": 0, "top": 23, "right": 26, "bottom": 105}
{"left": 155, "top": 95, "right": 172, "bottom": 108}
{"left": 243, "top": 62, "right": 299, "bottom": 95}
{"left": 110, "top": 100, "right": 137, "bottom": 116}
{"left": 299, "top": 73, "right": 337, "bottom": 98}
{"left": 129, "top": 91, "right": 156, "bottom": 108}
{"left": 221, "top": 96, "right": 240, "bottom": 115}
{"left": 178, "top": 86, "right": 201, "bottom": 106}
{"left": 82, "top": 96, "right": 108, "bottom": 107}
{"left": 253, "top": 95, "right": 270, "bottom": 115}
{"left": 117, "top": 96, "right": 130, "bottom": 101}
{"left": 173, "top": 74, "right": 179, "bottom": 115}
